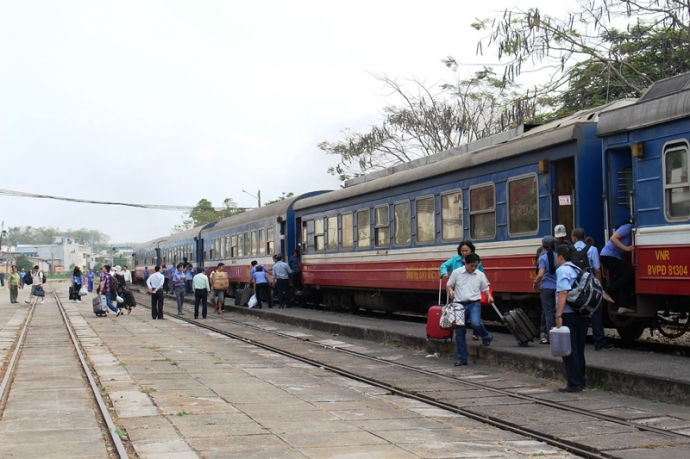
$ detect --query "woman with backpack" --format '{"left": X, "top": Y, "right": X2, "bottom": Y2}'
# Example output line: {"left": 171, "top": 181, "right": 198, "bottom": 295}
{"left": 24, "top": 265, "right": 45, "bottom": 304}
{"left": 533, "top": 236, "right": 557, "bottom": 344}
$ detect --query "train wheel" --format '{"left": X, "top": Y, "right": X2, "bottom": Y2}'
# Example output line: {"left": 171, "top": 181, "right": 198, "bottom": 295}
{"left": 656, "top": 309, "right": 689, "bottom": 339}
{"left": 616, "top": 324, "right": 645, "bottom": 342}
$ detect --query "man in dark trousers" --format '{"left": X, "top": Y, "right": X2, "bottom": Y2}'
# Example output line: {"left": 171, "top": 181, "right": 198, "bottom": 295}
{"left": 146, "top": 265, "right": 166, "bottom": 319}
{"left": 554, "top": 245, "right": 586, "bottom": 392}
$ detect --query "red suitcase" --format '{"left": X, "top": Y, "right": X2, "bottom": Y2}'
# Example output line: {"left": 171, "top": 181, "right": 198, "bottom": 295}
{"left": 427, "top": 305, "right": 454, "bottom": 339}
{"left": 426, "top": 280, "right": 453, "bottom": 340}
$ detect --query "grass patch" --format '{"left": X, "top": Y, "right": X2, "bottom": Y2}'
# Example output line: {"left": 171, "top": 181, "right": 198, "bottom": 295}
{"left": 177, "top": 410, "right": 189, "bottom": 416}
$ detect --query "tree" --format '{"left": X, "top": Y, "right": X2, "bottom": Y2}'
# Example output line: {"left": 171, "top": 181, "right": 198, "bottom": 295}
{"left": 172, "top": 198, "right": 246, "bottom": 233}
{"left": 474, "top": 0, "right": 690, "bottom": 115}
{"left": 264, "top": 192, "right": 294, "bottom": 206}
{"left": 15, "top": 255, "right": 33, "bottom": 272}
{"left": 5, "top": 226, "right": 109, "bottom": 246}
{"left": 320, "top": 70, "right": 536, "bottom": 181}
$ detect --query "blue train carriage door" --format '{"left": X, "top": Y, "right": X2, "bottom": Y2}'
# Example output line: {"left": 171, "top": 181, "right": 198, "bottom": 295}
{"left": 552, "top": 157, "right": 575, "bottom": 236}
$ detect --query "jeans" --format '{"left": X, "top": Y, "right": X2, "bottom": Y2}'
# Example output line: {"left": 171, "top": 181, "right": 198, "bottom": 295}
{"left": 174, "top": 285, "right": 185, "bottom": 313}
{"left": 275, "top": 278, "right": 290, "bottom": 307}
{"left": 194, "top": 289, "right": 208, "bottom": 318}
{"left": 588, "top": 304, "right": 606, "bottom": 348}
{"left": 540, "top": 288, "right": 556, "bottom": 335}
{"left": 454, "top": 326, "right": 468, "bottom": 363}
{"left": 102, "top": 294, "right": 119, "bottom": 314}
{"left": 562, "top": 312, "right": 587, "bottom": 388}
{"left": 464, "top": 301, "right": 491, "bottom": 342}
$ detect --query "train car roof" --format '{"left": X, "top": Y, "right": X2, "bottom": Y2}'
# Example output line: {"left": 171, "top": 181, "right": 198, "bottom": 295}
{"left": 134, "top": 236, "right": 170, "bottom": 250}
{"left": 200, "top": 191, "right": 329, "bottom": 235}
{"left": 161, "top": 225, "right": 204, "bottom": 245}
{"left": 295, "top": 100, "right": 632, "bottom": 211}
{"left": 598, "top": 72, "right": 690, "bottom": 136}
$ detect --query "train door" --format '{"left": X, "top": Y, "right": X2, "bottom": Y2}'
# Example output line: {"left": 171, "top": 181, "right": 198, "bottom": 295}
{"left": 553, "top": 157, "right": 575, "bottom": 233}
{"left": 603, "top": 147, "right": 633, "bottom": 237}
{"left": 195, "top": 238, "right": 205, "bottom": 270}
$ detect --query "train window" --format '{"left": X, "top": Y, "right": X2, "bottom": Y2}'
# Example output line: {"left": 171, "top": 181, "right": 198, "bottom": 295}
{"left": 394, "top": 201, "right": 411, "bottom": 246}
{"left": 251, "top": 231, "right": 258, "bottom": 255}
{"left": 314, "top": 218, "right": 325, "bottom": 251}
{"left": 664, "top": 141, "right": 690, "bottom": 220}
{"left": 374, "top": 205, "right": 390, "bottom": 247}
{"left": 230, "top": 235, "right": 237, "bottom": 258}
{"left": 301, "top": 221, "right": 308, "bottom": 253}
{"left": 342, "top": 212, "right": 354, "bottom": 249}
{"left": 258, "top": 229, "right": 266, "bottom": 255}
{"left": 327, "top": 216, "right": 338, "bottom": 251}
{"left": 267, "top": 226, "right": 275, "bottom": 255}
{"left": 243, "top": 231, "right": 250, "bottom": 256}
{"left": 357, "top": 209, "right": 370, "bottom": 249}
{"left": 237, "top": 233, "right": 244, "bottom": 257}
{"left": 507, "top": 175, "right": 538, "bottom": 236}
{"left": 416, "top": 196, "right": 435, "bottom": 243}
{"left": 470, "top": 184, "right": 496, "bottom": 239}
{"left": 441, "top": 192, "right": 463, "bottom": 241}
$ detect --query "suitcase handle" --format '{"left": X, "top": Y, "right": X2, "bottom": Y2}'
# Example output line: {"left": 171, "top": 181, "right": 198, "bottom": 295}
{"left": 489, "top": 302, "right": 505, "bottom": 321}
{"left": 438, "top": 279, "right": 442, "bottom": 305}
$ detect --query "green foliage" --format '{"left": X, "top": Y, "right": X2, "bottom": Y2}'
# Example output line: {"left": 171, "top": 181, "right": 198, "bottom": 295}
{"left": 264, "top": 192, "right": 294, "bottom": 206}
{"left": 5, "top": 226, "right": 109, "bottom": 246}
{"left": 173, "top": 198, "right": 246, "bottom": 232}
{"left": 15, "top": 255, "right": 33, "bottom": 272}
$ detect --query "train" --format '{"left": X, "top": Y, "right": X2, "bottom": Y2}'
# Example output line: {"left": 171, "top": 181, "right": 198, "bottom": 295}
{"left": 133, "top": 72, "right": 690, "bottom": 340}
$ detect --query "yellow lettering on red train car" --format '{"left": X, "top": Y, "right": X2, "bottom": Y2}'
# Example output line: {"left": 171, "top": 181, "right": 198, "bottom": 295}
{"left": 405, "top": 267, "right": 438, "bottom": 281}
{"left": 654, "top": 249, "right": 670, "bottom": 261}
{"left": 647, "top": 264, "right": 689, "bottom": 277}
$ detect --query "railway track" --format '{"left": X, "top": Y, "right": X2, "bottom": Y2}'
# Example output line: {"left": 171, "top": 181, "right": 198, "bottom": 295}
{"left": 134, "top": 291, "right": 690, "bottom": 458}
{"left": 0, "top": 290, "right": 129, "bottom": 458}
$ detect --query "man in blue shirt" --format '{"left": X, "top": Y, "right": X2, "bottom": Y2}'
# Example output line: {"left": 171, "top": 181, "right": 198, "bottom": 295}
{"left": 600, "top": 222, "right": 634, "bottom": 313}
{"left": 272, "top": 254, "right": 292, "bottom": 309}
{"left": 555, "top": 245, "right": 586, "bottom": 392}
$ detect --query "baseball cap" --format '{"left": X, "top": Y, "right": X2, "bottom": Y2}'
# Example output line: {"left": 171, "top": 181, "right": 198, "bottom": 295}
{"left": 553, "top": 224, "right": 567, "bottom": 238}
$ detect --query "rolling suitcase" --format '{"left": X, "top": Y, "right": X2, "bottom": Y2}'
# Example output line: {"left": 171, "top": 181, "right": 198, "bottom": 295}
{"left": 490, "top": 302, "right": 538, "bottom": 346}
{"left": 92, "top": 295, "right": 107, "bottom": 317}
{"left": 426, "top": 280, "right": 453, "bottom": 340}
{"left": 239, "top": 286, "right": 254, "bottom": 306}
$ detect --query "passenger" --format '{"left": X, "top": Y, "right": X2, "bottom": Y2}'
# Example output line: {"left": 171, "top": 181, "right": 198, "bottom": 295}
{"left": 18, "top": 268, "right": 25, "bottom": 289}
{"left": 71, "top": 266, "right": 84, "bottom": 302}
{"left": 8, "top": 265, "right": 20, "bottom": 303}
{"left": 87, "top": 269, "right": 95, "bottom": 292}
{"left": 288, "top": 249, "right": 302, "bottom": 291}
{"left": 146, "top": 265, "right": 166, "bottom": 319}
{"left": 172, "top": 263, "right": 186, "bottom": 315}
{"left": 184, "top": 263, "right": 194, "bottom": 295}
{"left": 251, "top": 263, "right": 273, "bottom": 309}
{"left": 554, "top": 224, "right": 572, "bottom": 249}
{"left": 272, "top": 254, "right": 292, "bottom": 309}
{"left": 99, "top": 265, "right": 121, "bottom": 316}
{"left": 533, "top": 236, "right": 557, "bottom": 344}
{"left": 0, "top": 270, "right": 4, "bottom": 287}
{"left": 446, "top": 253, "right": 494, "bottom": 366}
{"left": 600, "top": 221, "right": 635, "bottom": 314}
{"left": 571, "top": 228, "right": 613, "bottom": 350}
{"left": 143, "top": 266, "right": 150, "bottom": 283}
{"left": 554, "top": 244, "right": 586, "bottom": 392}
{"left": 192, "top": 267, "right": 210, "bottom": 319}
{"left": 210, "top": 263, "right": 227, "bottom": 315}
{"left": 440, "top": 240, "right": 484, "bottom": 340}
{"left": 121, "top": 265, "right": 133, "bottom": 286}
{"left": 161, "top": 264, "right": 170, "bottom": 293}
{"left": 25, "top": 265, "right": 45, "bottom": 304}
{"left": 113, "top": 266, "right": 134, "bottom": 314}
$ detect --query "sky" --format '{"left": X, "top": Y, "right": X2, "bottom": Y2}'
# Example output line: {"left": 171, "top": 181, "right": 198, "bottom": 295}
{"left": 0, "top": 0, "right": 566, "bottom": 243}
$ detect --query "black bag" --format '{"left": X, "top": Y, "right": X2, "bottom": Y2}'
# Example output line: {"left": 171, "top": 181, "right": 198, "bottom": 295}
{"left": 570, "top": 245, "right": 591, "bottom": 270}
{"left": 32, "top": 285, "right": 45, "bottom": 297}
{"left": 24, "top": 272, "right": 33, "bottom": 285}
{"left": 566, "top": 262, "right": 603, "bottom": 317}
{"left": 42, "top": 272, "right": 47, "bottom": 283}
{"left": 109, "top": 274, "right": 118, "bottom": 293}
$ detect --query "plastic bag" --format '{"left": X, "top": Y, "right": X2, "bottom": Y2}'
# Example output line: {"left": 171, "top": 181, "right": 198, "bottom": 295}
{"left": 247, "top": 294, "right": 258, "bottom": 308}
{"left": 116, "top": 295, "right": 124, "bottom": 304}
{"left": 79, "top": 287, "right": 88, "bottom": 296}
{"left": 439, "top": 303, "right": 465, "bottom": 329}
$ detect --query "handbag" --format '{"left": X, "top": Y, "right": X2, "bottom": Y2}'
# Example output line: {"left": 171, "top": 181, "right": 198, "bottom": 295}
{"left": 33, "top": 285, "right": 46, "bottom": 297}
{"left": 439, "top": 303, "right": 465, "bottom": 329}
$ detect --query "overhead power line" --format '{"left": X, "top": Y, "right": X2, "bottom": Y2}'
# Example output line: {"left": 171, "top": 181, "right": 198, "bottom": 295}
{"left": 0, "top": 188, "right": 197, "bottom": 211}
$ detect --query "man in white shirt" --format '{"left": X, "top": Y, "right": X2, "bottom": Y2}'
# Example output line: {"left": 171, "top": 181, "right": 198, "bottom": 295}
{"left": 146, "top": 265, "right": 166, "bottom": 319}
{"left": 192, "top": 268, "right": 211, "bottom": 319}
{"left": 122, "top": 265, "right": 133, "bottom": 285}
{"left": 446, "top": 253, "right": 494, "bottom": 366}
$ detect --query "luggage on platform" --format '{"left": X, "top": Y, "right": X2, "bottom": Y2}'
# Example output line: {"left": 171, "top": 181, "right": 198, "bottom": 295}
{"left": 426, "top": 280, "right": 453, "bottom": 340}
{"left": 490, "top": 302, "right": 538, "bottom": 346}
{"left": 240, "top": 286, "right": 254, "bottom": 307}
{"left": 93, "top": 295, "right": 107, "bottom": 317}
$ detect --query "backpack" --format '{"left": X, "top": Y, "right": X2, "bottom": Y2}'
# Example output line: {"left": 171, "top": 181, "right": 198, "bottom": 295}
{"left": 109, "top": 274, "right": 119, "bottom": 292}
{"left": 570, "top": 245, "right": 591, "bottom": 270}
{"left": 24, "top": 272, "right": 33, "bottom": 285}
{"left": 42, "top": 272, "right": 47, "bottom": 283}
{"left": 565, "top": 262, "right": 603, "bottom": 317}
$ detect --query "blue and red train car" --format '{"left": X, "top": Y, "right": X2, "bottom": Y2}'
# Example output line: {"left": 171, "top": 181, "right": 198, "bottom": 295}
{"left": 132, "top": 72, "right": 690, "bottom": 340}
